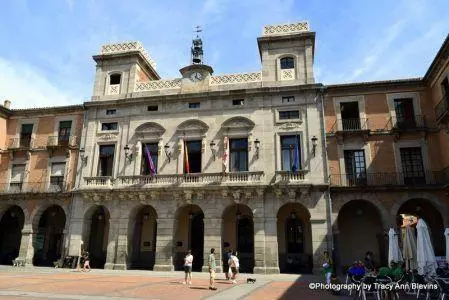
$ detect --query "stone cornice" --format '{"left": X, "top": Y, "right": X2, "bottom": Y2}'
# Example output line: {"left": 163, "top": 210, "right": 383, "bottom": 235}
{"left": 326, "top": 78, "right": 424, "bottom": 95}
{"left": 8, "top": 105, "right": 84, "bottom": 117}
{"left": 423, "top": 34, "right": 449, "bottom": 85}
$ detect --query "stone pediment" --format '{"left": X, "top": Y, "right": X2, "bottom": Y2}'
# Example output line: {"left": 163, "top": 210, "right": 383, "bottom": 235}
{"left": 135, "top": 122, "right": 166, "bottom": 138}
{"left": 176, "top": 119, "right": 209, "bottom": 135}
{"left": 222, "top": 117, "right": 255, "bottom": 131}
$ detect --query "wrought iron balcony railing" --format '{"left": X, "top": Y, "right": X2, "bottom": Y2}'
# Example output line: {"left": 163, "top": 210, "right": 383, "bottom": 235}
{"left": 329, "top": 118, "right": 369, "bottom": 133}
{"left": 0, "top": 180, "right": 71, "bottom": 194}
{"left": 47, "top": 135, "right": 78, "bottom": 147}
{"left": 7, "top": 137, "right": 33, "bottom": 149}
{"left": 435, "top": 93, "right": 449, "bottom": 122}
{"left": 330, "top": 171, "right": 447, "bottom": 187}
{"left": 389, "top": 115, "right": 427, "bottom": 131}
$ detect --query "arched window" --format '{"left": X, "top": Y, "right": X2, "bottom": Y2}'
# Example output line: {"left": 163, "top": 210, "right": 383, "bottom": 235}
{"left": 110, "top": 74, "right": 121, "bottom": 85}
{"left": 280, "top": 57, "right": 295, "bottom": 69}
{"left": 286, "top": 216, "right": 304, "bottom": 253}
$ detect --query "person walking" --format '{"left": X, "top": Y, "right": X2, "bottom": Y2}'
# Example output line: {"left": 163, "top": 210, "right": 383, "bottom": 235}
{"left": 322, "top": 251, "right": 332, "bottom": 284}
{"left": 229, "top": 251, "right": 239, "bottom": 284}
{"left": 208, "top": 248, "right": 217, "bottom": 290}
{"left": 82, "top": 250, "right": 91, "bottom": 272}
{"left": 225, "top": 249, "right": 232, "bottom": 280}
{"left": 183, "top": 250, "right": 193, "bottom": 285}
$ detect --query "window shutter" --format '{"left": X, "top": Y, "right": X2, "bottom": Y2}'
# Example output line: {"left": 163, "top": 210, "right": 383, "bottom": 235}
{"left": 51, "top": 163, "right": 66, "bottom": 176}
{"left": 11, "top": 165, "right": 25, "bottom": 182}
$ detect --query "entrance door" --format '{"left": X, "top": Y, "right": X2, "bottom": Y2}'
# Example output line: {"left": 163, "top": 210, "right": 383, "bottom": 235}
{"left": 190, "top": 213, "right": 204, "bottom": 272}
{"left": 237, "top": 217, "right": 254, "bottom": 273}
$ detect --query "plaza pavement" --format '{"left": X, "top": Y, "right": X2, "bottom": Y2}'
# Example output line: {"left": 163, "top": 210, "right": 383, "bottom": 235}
{"left": 0, "top": 266, "right": 419, "bottom": 299}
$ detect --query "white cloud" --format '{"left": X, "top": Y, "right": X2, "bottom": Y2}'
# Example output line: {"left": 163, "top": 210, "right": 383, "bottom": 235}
{"left": 0, "top": 57, "right": 83, "bottom": 109}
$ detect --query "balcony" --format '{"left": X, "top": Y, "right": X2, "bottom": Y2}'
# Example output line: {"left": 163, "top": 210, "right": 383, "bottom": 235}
{"left": 7, "top": 137, "right": 33, "bottom": 150}
{"left": 330, "top": 171, "right": 446, "bottom": 188}
{"left": 435, "top": 94, "right": 449, "bottom": 123}
{"left": 47, "top": 135, "right": 78, "bottom": 148}
{"left": 328, "top": 118, "right": 370, "bottom": 142}
{"left": 84, "top": 172, "right": 265, "bottom": 189}
{"left": 274, "top": 170, "right": 309, "bottom": 184}
{"left": 389, "top": 115, "right": 428, "bottom": 132}
{"left": 0, "top": 181, "right": 71, "bottom": 194}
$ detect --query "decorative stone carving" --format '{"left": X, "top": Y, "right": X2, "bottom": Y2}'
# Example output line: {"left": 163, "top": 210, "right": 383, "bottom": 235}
{"left": 97, "top": 133, "right": 118, "bottom": 141}
{"left": 210, "top": 72, "right": 261, "bottom": 85}
{"left": 244, "top": 190, "right": 253, "bottom": 200}
{"left": 135, "top": 122, "right": 166, "bottom": 138}
{"left": 184, "top": 190, "right": 193, "bottom": 203}
{"left": 135, "top": 79, "right": 181, "bottom": 91}
{"left": 222, "top": 117, "right": 255, "bottom": 131}
{"left": 232, "top": 190, "right": 241, "bottom": 203}
{"left": 274, "top": 188, "right": 283, "bottom": 199}
{"left": 221, "top": 190, "right": 229, "bottom": 199}
{"left": 100, "top": 41, "right": 156, "bottom": 69}
{"left": 195, "top": 191, "right": 204, "bottom": 201}
{"left": 278, "top": 122, "right": 301, "bottom": 130}
{"left": 288, "top": 189, "right": 296, "bottom": 201}
{"left": 263, "top": 22, "right": 309, "bottom": 35}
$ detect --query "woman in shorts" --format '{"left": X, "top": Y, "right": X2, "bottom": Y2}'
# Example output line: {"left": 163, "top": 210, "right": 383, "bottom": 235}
{"left": 183, "top": 250, "right": 193, "bottom": 285}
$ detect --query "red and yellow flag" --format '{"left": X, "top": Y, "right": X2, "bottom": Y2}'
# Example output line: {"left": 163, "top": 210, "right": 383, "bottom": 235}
{"left": 184, "top": 141, "right": 190, "bottom": 173}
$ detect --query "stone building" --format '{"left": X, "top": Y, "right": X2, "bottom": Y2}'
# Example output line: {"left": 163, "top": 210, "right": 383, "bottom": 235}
{"left": 325, "top": 35, "right": 449, "bottom": 269}
{"left": 66, "top": 22, "right": 331, "bottom": 274}
{"left": 0, "top": 101, "right": 84, "bottom": 266}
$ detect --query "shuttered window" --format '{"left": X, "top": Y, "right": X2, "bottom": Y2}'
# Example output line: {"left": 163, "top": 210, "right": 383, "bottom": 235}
{"left": 11, "top": 165, "right": 25, "bottom": 182}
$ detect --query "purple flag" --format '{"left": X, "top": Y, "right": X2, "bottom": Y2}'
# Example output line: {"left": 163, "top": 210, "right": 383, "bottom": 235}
{"left": 143, "top": 143, "right": 156, "bottom": 175}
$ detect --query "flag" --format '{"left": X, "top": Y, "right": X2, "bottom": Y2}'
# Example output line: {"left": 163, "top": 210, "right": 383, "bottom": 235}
{"left": 184, "top": 141, "right": 190, "bottom": 173}
{"left": 222, "top": 137, "right": 228, "bottom": 173}
{"left": 143, "top": 143, "right": 156, "bottom": 175}
{"left": 291, "top": 136, "right": 300, "bottom": 172}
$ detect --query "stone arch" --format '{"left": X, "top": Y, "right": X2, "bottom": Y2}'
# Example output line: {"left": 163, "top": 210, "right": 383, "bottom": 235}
{"left": 82, "top": 205, "right": 110, "bottom": 268}
{"left": 135, "top": 122, "right": 166, "bottom": 138}
{"left": 390, "top": 192, "right": 449, "bottom": 226}
{"left": 127, "top": 204, "right": 158, "bottom": 270}
{"left": 336, "top": 199, "right": 385, "bottom": 269}
{"left": 333, "top": 193, "right": 390, "bottom": 229}
{"left": 176, "top": 119, "right": 209, "bottom": 135}
{"left": 173, "top": 204, "right": 204, "bottom": 271}
{"left": 222, "top": 203, "right": 254, "bottom": 273}
{"left": 30, "top": 203, "right": 69, "bottom": 232}
{"left": 32, "top": 205, "right": 66, "bottom": 266}
{"left": 277, "top": 202, "right": 313, "bottom": 274}
{"left": 0, "top": 205, "right": 25, "bottom": 265}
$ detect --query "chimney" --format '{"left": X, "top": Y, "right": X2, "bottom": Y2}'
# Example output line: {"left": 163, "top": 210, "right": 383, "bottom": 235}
{"left": 3, "top": 100, "right": 11, "bottom": 109}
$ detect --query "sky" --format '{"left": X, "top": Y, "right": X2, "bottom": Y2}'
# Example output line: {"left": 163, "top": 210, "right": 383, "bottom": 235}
{"left": 0, "top": 0, "right": 448, "bottom": 109}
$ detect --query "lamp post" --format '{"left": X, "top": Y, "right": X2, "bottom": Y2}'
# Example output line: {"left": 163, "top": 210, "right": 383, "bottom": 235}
{"left": 254, "top": 139, "right": 260, "bottom": 159}
{"left": 124, "top": 144, "right": 133, "bottom": 163}
{"left": 210, "top": 140, "right": 216, "bottom": 160}
{"left": 164, "top": 143, "right": 171, "bottom": 163}
{"left": 79, "top": 148, "right": 88, "bottom": 166}
{"left": 311, "top": 136, "right": 318, "bottom": 157}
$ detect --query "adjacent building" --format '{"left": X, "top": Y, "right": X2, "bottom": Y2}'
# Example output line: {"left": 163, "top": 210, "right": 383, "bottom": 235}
{"left": 0, "top": 102, "right": 84, "bottom": 266}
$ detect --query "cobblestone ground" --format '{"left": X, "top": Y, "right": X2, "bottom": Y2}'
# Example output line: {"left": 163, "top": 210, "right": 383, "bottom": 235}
{"left": 0, "top": 267, "right": 425, "bottom": 299}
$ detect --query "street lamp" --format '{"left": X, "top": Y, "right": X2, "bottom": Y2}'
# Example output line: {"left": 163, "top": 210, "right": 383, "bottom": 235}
{"left": 164, "top": 143, "right": 172, "bottom": 162}
{"left": 210, "top": 140, "right": 217, "bottom": 160}
{"left": 124, "top": 144, "right": 133, "bottom": 163}
{"left": 311, "top": 136, "right": 318, "bottom": 157}
{"left": 254, "top": 139, "right": 260, "bottom": 158}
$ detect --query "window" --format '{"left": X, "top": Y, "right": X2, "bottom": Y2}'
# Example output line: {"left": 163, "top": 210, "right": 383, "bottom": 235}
{"left": 147, "top": 105, "right": 158, "bottom": 111}
{"left": 280, "top": 57, "right": 295, "bottom": 69}
{"left": 50, "top": 162, "right": 65, "bottom": 190}
{"left": 98, "top": 145, "right": 115, "bottom": 176}
{"left": 400, "top": 147, "right": 425, "bottom": 185}
{"left": 189, "top": 102, "right": 200, "bottom": 109}
{"left": 106, "top": 109, "right": 116, "bottom": 115}
{"left": 279, "top": 110, "right": 300, "bottom": 120}
{"left": 20, "top": 124, "right": 33, "bottom": 148}
{"left": 110, "top": 74, "right": 121, "bottom": 85}
{"left": 184, "top": 140, "right": 202, "bottom": 173}
{"left": 340, "top": 102, "right": 360, "bottom": 130}
{"left": 232, "top": 99, "right": 244, "bottom": 106}
{"left": 141, "top": 143, "right": 158, "bottom": 175}
{"left": 441, "top": 76, "right": 449, "bottom": 96}
{"left": 10, "top": 164, "right": 25, "bottom": 192}
{"left": 230, "top": 138, "right": 248, "bottom": 172}
{"left": 101, "top": 122, "right": 118, "bottom": 131}
{"left": 58, "top": 121, "right": 72, "bottom": 145}
{"left": 344, "top": 150, "right": 367, "bottom": 186}
{"left": 281, "top": 135, "right": 301, "bottom": 171}
{"left": 394, "top": 98, "right": 416, "bottom": 128}
{"left": 282, "top": 96, "right": 295, "bottom": 103}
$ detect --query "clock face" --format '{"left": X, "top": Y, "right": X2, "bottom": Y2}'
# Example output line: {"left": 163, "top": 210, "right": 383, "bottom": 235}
{"left": 190, "top": 72, "right": 203, "bottom": 82}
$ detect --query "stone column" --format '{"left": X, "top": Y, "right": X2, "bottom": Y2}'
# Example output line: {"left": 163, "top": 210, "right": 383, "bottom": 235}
{"left": 113, "top": 217, "right": 128, "bottom": 270}
{"left": 17, "top": 224, "right": 34, "bottom": 266}
{"left": 310, "top": 219, "right": 329, "bottom": 275}
{"left": 202, "top": 217, "right": 222, "bottom": 273}
{"left": 67, "top": 218, "right": 84, "bottom": 256}
{"left": 253, "top": 216, "right": 266, "bottom": 274}
{"left": 153, "top": 217, "right": 175, "bottom": 271}
{"left": 104, "top": 218, "right": 119, "bottom": 269}
{"left": 262, "top": 217, "right": 280, "bottom": 274}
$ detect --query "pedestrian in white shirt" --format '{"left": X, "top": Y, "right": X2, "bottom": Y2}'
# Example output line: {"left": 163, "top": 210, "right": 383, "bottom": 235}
{"left": 183, "top": 250, "right": 193, "bottom": 285}
{"left": 228, "top": 251, "right": 240, "bottom": 284}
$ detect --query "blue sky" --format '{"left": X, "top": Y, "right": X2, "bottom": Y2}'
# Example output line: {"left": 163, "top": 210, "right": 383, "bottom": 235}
{"left": 0, "top": 0, "right": 448, "bottom": 109}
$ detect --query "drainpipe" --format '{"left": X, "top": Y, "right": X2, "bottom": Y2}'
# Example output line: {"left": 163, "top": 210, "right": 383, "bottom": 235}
{"left": 317, "top": 86, "right": 334, "bottom": 270}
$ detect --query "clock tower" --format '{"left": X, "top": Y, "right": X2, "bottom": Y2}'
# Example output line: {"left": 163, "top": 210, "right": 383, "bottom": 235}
{"left": 180, "top": 27, "right": 213, "bottom": 92}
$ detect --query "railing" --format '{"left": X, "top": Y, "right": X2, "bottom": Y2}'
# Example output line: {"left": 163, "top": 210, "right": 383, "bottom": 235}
{"left": 107, "top": 84, "right": 120, "bottom": 95}
{"left": 47, "top": 135, "right": 78, "bottom": 147}
{"left": 134, "top": 79, "right": 182, "bottom": 91}
{"left": 8, "top": 137, "right": 33, "bottom": 149}
{"left": 263, "top": 22, "right": 309, "bottom": 35}
{"left": 280, "top": 69, "right": 295, "bottom": 81}
{"left": 330, "top": 118, "right": 369, "bottom": 133}
{"left": 0, "top": 181, "right": 70, "bottom": 194}
{"left": 390, "top": 115, "right": 427, "bottom": 130}
{"left": 275, "top": 170, "right": 309, "bottom": 182}
{"left": 84, "top": 176, "right": 113, "bottom": 188}
{"left": 435, "top": 94, "right": 449, "bottom": 122}
{"left": 209, "top": 72, "right": 262, "bottom": 86}
{"left": 110, "top": 172, "right": 265, "bottom": 188}
{"left": 330, "top": 171, "right": 447, "bottom": 187}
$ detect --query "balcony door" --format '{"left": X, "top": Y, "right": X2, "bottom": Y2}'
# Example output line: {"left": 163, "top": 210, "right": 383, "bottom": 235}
{"left": 394, "top": 98, "right": 415, "bottom": 128}
{"left": 344, "top": 150, "right": 367, "bottom": 186}
{"left": 184, "top": 140, "right": 201, "bottom": 174}
{"left": 400, "top": 147, "right": 425, "bottom": 185}
{"left": 98, "top": 145, "right": 115, "bottom": 176}
{"left": 50, "top": 163, "right": 65, "bottom": 191}
{"left": 20, "top": 124, "right": 33, "bottom": 148}
{"left": 340, "top": 102, "right": 360, "bottom": 130}
{"left": 230, "top": 138, "right": 248, "bottom": 172}
{"left": 58, "top": 121, "right": 72, "bottom": 145}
